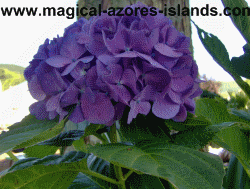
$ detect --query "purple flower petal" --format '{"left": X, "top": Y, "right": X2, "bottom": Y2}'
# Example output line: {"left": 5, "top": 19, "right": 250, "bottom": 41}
{"left": 174, "top": 35, "right": 190, "bottom": 50}
{"left": 184, "top": 98, "right": 195, "bottom": 114}
{"left": 97, "top": 54, "right": 120, "bottom": 65}
{"left": 46, "top": 93, "right": 64, "bottom": 111}
{"left": 29, "top": 100, "right": 49, "bottom": 120}
{"left": 81, "top": 92, "right": 115, "bottom": 124}
{"left": 61, "top": 56, "right": 94, "bottom": 76}
{"left": 148, "top": 28, "right": 160, "bottom": 48}
{"left": 128, "top": 100, "right": 151, "bottom": 124}
{"left": 130, "top": 30, "right": 151, "bottom": 54}
{"left": 70, "top": 65, "right": 86, "bottom": 80}
{"left": 28, "top": 75, "right": 46, "bottom": 101}
{"left": 144, "top": 69, "right": 171, "bottom": 91}
{"left": 56, "top": 106, "right": 68, "bottom": 122}
{"left": 154, "top": 50, "right": 178, "bottom": 70}
{"left": 103, "top": 23, "right": 127, "bottom": 54}
{"left": 182, "top": 82, "right": 200, "bottom": 100}
{"left": 102, "top": 63, "right": 123, "bottom": 84}
{"left": 136, "top": 52, "right": 172, "bottom": 74}
{"left": 96, "top": 59, "right": 110, "bottom": 77}
{"left": 142, "top": 8, "right": 172, "bottom": 31}
{"left": 60, "top": 34, "right": 86, "bottom": 59}
{"left": 171, "top": 66, "right": 191, "bottom": 78}
{"left": 86, "top": 40, "right": 108, "bottom": 57}
{"left": 64, "top": 18, "right": 86, "bottom": 37}
{"left": 76, "top": 32, "right": 92, "bottom": 44}
{"left": 189, "top": 87, "right": 203, "bottom": 99}
{"left": 168, "top": 89, "right": 183, "bottom": 104}
{"left": 81, "top": 87, "right": 96, "bottom": 104}
{"left": 46, "top": 55, "right": 72, "bottom": 68}
{"left": 113, "top": 102, "right": 126, "bottom": 120}
{"left": 172, "top": 104, "right": 187, "bottom": 122}
{"left": 134, "top": 85, "right": 156, "bottom": 102}
{"left": 107, "top": 83, "right": 131, "bottom": 105}
{"left": 60, "top": 84, "right": 79, "bottom": 107}
{"left": 159, "top": 24, "right": 170, "bottom": 43}
{"left": 120, "top": 69, "right": 138, "bottom": 94}
{"left": 47, "top": 37, "right": 63, "bottom": 57}
{"left": 154, "top": 43, "right": 183, "bottom": 57}
{"left": 152, "top": 93, "right": 180, "bottom": 119}
{"left": 69, "top": 104, "right": 85, "bottom": 123}
{"left": 132, "top": 61, "right": 143, "bottom": 79}
{"left": 191, "top": 61, "right": 199, "bottom": 79}
{"left": 166, "top": 26, "right": 179, "bottom": 46}
{"left": 171, "top": 75, "right": 194, "bottom": 93}
{"left": 114, "top": 51, "right": 138, "bottom": 58}
{"left": 49, "top": 110, "right": 58, "bottom": 120}
{"left": 86, "top": 66, "right": 98, "bottom": 89}
{"left": 176, "top": 55, "right": 193, "bottom": 68}
{"left": 38, "top": 69, "right": 68, "bottom": 95}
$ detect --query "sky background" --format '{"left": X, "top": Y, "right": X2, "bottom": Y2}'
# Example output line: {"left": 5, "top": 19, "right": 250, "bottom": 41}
{"left": 0, "top": 0, "right": 249, "bottom": 82}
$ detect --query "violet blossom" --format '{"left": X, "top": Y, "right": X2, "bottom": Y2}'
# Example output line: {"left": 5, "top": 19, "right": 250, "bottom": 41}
{"left": 25, "top": 2, "right": 203, "bottom": 126}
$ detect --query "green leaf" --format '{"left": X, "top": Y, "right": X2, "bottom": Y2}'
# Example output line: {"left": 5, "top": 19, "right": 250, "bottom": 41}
{"left": 192, "top": 22, "right": 250, "bottom": 98}
{"left": 195, "top": 98, "right": 232, "bottom": 124}
{"left": 87, "top": 154, "right": 109, "bottom": 175}
{"left": 0, "top": 114, "right": 59, "bottom": 155}
{"left": 230, "top": 108, "right": 250, "bottom": 124}
{"left": 165, "top": 112, "right": 212, "bottom": 131}
{"left": 0, "top": 151, "right": 91, "bottom": 188}
{"left": 82, "top": 124, "right": 106, "bottom": 142}
{"left": 222, "top": 154, "right": 250, "bottom": 189}
{"left": 68, "top": 150, "right": 115, "bottom": 189}
{"left": 125, "top": 173, "right": 166, "bottom": 189}
{"left": 89, "top": 142, "right": 225, "bottom": 189}
{"left": 171, "top": 125, "right": 215, "bottom": 150}
{"left": 171, "top": 121, "right": 250, "bottom": 151}
{"left": 73, "top": 137, "right": 89, "bottom": 154}
{"left": 221, "top": 0, "right": 250, "bottom": 45}
{"left": 68, "top": 172, "right": 105, "bottom": 189}
{"left": 119, "top": 107, "right": 172, "bottom": 143}
{"left": 231, "top": 49, "right": 250, "bottom": 79}
{"left": 212, "top": 125, "right": 250, "bottom": 177}
{"left": 216, "top": 126, "right": 250, "bottom": 159}
{"left": 23, "top": 145, "right": 59, "bottom": 158}
{"left": 192, "top": 21, "right": 234, "bottom": 74}
{"left": 63, "top": 120, "right": 90, "bottom": 131}
{"left": 14, "top": 116, "right": 67, "bottom": 150}
{"left": 37, "top": 130, "right": 85, "bottom": 147}
{"left": 86, "top": 154, "right": 114, "bottom": 189}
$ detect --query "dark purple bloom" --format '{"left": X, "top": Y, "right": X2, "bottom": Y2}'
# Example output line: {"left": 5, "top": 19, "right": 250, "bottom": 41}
{"left": 25, "top": 2, "right": 203, "bottom": 125}
{"left": 29, "top": 97, "right": 67, "bottom": 122}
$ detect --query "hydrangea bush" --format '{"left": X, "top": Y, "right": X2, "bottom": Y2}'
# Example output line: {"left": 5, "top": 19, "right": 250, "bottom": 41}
{"left": 0, "top": 1, "right": 250, "bottom": 189}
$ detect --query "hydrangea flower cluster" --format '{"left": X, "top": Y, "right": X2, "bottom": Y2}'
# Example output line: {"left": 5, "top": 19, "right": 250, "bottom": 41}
{"left": 24, "top": 2, "right": 202, "bottom": 126}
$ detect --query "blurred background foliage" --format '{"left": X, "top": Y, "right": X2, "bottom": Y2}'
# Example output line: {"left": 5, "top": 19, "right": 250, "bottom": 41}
{"left": 0, "top": 64, "right": 25, "bottom": 91}
{"left": 199, "top": 74, "right": 250, "bottom": 112}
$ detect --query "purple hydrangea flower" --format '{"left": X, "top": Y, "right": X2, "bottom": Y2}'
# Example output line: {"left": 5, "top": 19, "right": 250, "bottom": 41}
{"left": 25, "top": 2, "right": 203, "bottom": 126}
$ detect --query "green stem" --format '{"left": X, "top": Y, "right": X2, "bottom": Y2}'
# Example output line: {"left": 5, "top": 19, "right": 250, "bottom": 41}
{"left": 231, "top": 73, "right": 250, "bottom": 99}
{"left": 87, "top": 170, "right": 120, "bottom": 185}
{"left": 110, "top": 124, "right": 126, "bottom": 189}
{"left": 6, "top": 151, "right": 19, "bottom": 162}
{"left": 110, "top": 124, "right": 117, "bottom": 143}
{"left": 60, "top": 146, "right": 66, "bottom": 155}
{"left": 116, "top": 130, "right": 121, "bottom": 143}
{"left": 123, "top": 170, "right": 133, "bottom": 180}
